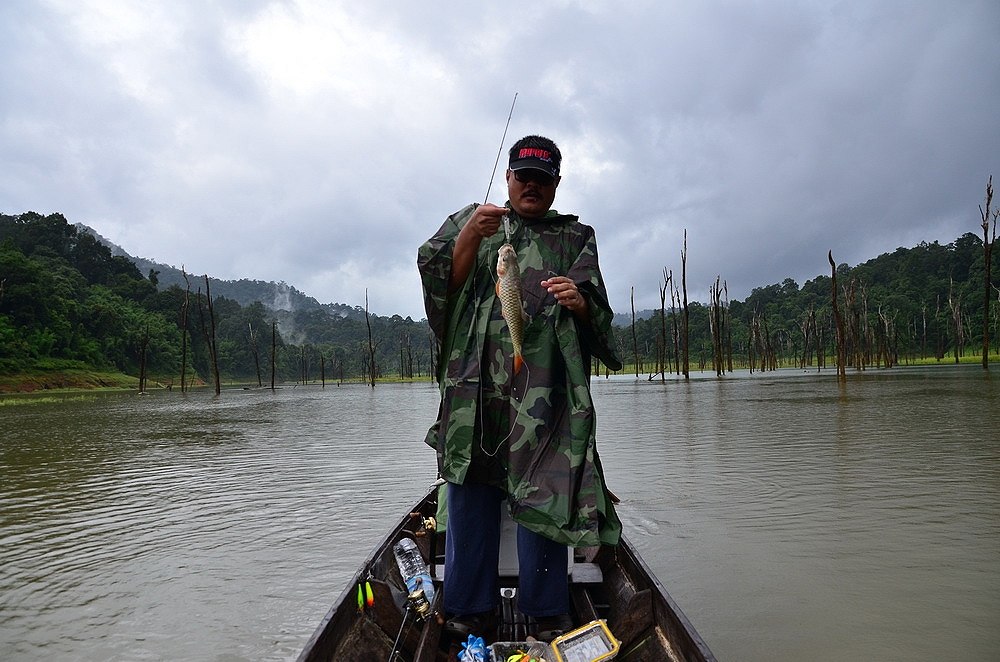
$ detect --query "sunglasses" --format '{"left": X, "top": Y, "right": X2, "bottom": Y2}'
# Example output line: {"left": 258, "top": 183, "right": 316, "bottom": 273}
{"left": 512, "top": 169, "right": 556, "bottom": 186}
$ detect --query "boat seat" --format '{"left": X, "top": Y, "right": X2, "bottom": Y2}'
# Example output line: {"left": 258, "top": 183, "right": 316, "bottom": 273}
{"left": 498, "top": 503, "right": 575, "bottom": 578}
{"left": 436, "top": 497, "right": 602, "bottom": 584}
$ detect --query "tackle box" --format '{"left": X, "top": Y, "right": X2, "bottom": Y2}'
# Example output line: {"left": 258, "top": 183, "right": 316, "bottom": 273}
{"left": 549, "top": 620, "right": 620, "bottom": 662}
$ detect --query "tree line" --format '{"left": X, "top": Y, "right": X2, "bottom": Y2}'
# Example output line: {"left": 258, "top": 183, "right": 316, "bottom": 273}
{"left": 621, "top": 178, "right": 998, "bottom": 377}
{"left": 2, "top": 193, "right": 997, "bottom": 390}
{"left": 0, "top": 212, "right": 433, "bottom": 387}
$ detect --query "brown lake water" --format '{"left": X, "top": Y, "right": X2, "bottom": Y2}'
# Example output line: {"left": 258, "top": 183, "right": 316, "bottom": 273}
{"left": 1, "top": 365, "right": 998, "bottom": 661}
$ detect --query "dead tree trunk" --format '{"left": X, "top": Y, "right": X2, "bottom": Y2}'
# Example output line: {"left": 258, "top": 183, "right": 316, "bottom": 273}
{"left": 829, "top": 251, "right": 847, "bottom": 382}
{"left": 365, "top": 289, "right": 376, "bottom": 388}
{"left": 206, "top": 278, "right": 221, "bottom": 394}
{"left": 669, "top": 275, "right": 681, "bottom": 376}
{"left": 815, "top": 309, "right": 825, "bottom": 371}
{"left": 658, "top": 268, "right": 669, "bottom": 382}
{"left": 630, "top": 286, "right": 639, "bottom": 378}
{"left": 949, "top": 277, "right": 963, "bottom": 364}
{"left": 197, "top": 278, "right": 221, "bottom": 395}
{"left": 994, "top": 283, "right": 1000, "bottom": 355}
{"left": 798, "top": 306, "right": 814, "bottom": 369}
{"left": 920, "top": 304, "right": 928, "bottom": 360}
{"left": 270, "top": 320, "right": 277, "bottom": 390}
{"left": 180, "top": 270, "right": 191, "bottom": 392}
{"left": 981, "top": 175, "right": 996, "bottom": 369}
{"left": 681, "top": 231, "right": 690, "bottom": 379}
{"left": 138, "top": 323, "right": 149, "bottom": 393}
{"left": 248, "top": 322, "right": 263, "bottom": 387}
{"left": 709, "top": 276, "right": 724, "bottom": 376}
{"left": 724, "top": 281, "right": 734, "bottom": 373}
{"left": 843, "top": 279, "right": 860, "bottom": 370}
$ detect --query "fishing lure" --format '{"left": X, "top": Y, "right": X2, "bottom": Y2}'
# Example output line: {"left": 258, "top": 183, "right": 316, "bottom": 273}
{"left": 356, "top": 579, "right": 374, "bottom": 611}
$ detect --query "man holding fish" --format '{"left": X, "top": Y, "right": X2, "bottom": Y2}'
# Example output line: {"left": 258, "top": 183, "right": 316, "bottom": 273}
{"left": 417, "top": 135, "right": 623, "bottom": 642}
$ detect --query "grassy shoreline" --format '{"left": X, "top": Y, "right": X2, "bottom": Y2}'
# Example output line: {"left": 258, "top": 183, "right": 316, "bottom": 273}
{"left": 2, "top": 353, "right": 996, "bottom": 397}
{"left": 0, "top": 368, "right": 433, "bottom": 398}
{"left": 0, "top": 369, "right": 142, "bottom": 395}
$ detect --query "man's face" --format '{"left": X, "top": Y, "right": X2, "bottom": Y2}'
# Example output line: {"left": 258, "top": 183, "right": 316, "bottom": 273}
{"left": 506, "top": 168, "right": 560, "bottom": 219}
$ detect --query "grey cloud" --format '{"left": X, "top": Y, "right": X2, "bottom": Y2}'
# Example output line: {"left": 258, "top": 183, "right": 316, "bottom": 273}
{"left": 1, "top": 0, "right": 997, "bottom": 319}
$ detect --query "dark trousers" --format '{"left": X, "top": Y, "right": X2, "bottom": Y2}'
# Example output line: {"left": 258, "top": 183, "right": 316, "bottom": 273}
{"left": 444, "top": 481, "right": 569, "bottom": 617}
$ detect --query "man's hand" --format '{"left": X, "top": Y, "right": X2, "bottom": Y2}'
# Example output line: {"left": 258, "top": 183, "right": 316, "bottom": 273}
{"left": 459, "top": 203, "right": 507, "bottom": 240}
{"left": 449, "top": 204, "right": 508, "bottom": 292}
{"left": 542, "top": 276, "right": 590, "bottom": 320}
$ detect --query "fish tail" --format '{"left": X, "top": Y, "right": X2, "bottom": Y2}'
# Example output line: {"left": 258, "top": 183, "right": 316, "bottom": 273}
{"left": 513, "top": 353, "right": 523, "bottom": 375}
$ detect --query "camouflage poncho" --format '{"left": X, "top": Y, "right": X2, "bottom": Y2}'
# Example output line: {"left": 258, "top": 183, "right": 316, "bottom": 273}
{"left": 418, "top": 203, "right": 624, "bottom": 547}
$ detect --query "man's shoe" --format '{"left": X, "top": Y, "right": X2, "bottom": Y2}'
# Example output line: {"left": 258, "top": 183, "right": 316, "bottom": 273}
{"left": 442, "top": 610, "right": 496, "bottom": 640}
{"left": 531, "top": 613, "right": 573, "bottom": 641}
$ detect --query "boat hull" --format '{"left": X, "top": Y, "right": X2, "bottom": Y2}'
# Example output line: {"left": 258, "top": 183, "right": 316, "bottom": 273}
{"left": 297, "top": 485, "right": 715, "bottom": 661}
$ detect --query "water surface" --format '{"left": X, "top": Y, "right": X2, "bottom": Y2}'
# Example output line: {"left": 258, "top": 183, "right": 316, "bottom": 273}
{"left": 1, "top": 366, "right": 997, "bottom": 660}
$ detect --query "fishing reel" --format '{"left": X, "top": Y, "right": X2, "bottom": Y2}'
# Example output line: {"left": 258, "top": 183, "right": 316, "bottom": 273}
{"left": 406, "top": 587, "right": 431, "bottom": 620}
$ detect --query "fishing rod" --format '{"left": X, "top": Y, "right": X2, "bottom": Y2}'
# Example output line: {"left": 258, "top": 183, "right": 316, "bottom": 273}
{"left": 484, "top": 92, "right": 518, "bottom": 242}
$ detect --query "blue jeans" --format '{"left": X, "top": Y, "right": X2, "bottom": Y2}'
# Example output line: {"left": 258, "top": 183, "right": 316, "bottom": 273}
{"left": 444, "top": 481, "right": 569, "bottom": 617}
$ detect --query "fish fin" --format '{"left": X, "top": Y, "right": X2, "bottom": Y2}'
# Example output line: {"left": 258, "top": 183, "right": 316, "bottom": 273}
{"left": 513, "top": 354, "right": 523, "bottom": 375}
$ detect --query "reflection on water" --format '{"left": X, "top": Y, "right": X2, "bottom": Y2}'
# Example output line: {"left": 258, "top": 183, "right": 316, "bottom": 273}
{"left": 1, "top": 367, "right": 998, "bottom": 661}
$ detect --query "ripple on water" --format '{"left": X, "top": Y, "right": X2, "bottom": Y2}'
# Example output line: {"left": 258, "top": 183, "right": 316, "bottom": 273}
{"left": 3, "top": 375, "right": 999, "bottom": 661}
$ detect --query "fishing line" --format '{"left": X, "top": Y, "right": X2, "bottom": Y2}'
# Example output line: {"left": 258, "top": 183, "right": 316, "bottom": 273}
{"left": 478, "top": 223, "right": 532, "bottom": 459}
{"left": 472, "top": 92, "right": 528, "bottom": 458}
{"left": 483, "top": 92, "right": 518, "bottom": 208}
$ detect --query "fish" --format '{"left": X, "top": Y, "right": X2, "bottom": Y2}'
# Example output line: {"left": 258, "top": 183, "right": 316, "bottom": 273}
{"left": 496, "top": 242, "right": 526, "bottom": 375}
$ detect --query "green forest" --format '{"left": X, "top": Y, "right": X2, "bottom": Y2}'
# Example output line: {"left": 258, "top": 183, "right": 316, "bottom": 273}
{"left": 1, "top": 209, "right": 997, "bottom": 392}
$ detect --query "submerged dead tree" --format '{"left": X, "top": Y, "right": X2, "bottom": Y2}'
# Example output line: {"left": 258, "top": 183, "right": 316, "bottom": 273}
{"left": 179, "top": 269, "right": 191, "bottom": 392}
{"left": 748, "top": 309, "right": 776, "bottom": 372}
{"left": 843, "top": 279, "right": 861, "bottom": 370}
{"left": 630, "top": 286, "right": 640, "bottom": 378}
{"left": 657, "top": 268, "right": 671, "bottom": 381}
{"left": 681, "top": 231, "right": 690, "bottom": 379}
{"left": 137, "top": 322, "right": 150, "bottom": 393}
{"left": 981, "top": 175, "right": 997, "bottom": 370}
{"left": 709, "top": 276, "right": 726, "bottom": 376}
{"left": 829, "top": 251, "right": 847, "bottom": 382}
{"left": 799, "top": 304, "right": 819, "bottom": 370}
{"left": 198, "top": 276, "right": 221, "bottom": 395}
{"left": 270, "top": 320, "right": 277, "bottom": 390}
{"left": 877, "top": 305, "right": 898, "bottom": 368}
{"left": 948, "top": 277, "right": 964, "bottom": 364}
{"left": 248, "top": 322, "right": 263, "bottom": 387}
{"left": 365, "top": 289, "right": 376, "bottom": 388}
{"left": 724, "top": 282, "right": 733, "bottom": 373}
{"left": 670, "top": 276, "right": 681, "bottom": 376}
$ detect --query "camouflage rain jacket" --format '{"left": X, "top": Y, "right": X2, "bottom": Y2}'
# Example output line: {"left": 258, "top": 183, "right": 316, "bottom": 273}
{"left": 417, "top": 203, "right": 624, "bottom": 547}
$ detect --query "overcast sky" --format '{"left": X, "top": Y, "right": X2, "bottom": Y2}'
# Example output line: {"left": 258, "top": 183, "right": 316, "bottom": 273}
{"left": 2, "top": 1, "right": 998, "bottom": 320}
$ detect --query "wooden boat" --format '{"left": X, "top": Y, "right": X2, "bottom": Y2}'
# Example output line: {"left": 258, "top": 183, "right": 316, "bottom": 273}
{"left": 297, "top": 483, "right": 716, "bottom": 661}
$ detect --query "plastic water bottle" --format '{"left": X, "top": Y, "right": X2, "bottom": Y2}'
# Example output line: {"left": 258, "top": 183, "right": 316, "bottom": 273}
{"left": 392, "top": 537, "right": 435, "bottom": 613}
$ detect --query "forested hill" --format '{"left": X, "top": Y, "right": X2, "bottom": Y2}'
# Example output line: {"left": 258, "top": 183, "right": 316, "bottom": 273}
{"left": 0, "top": 211, "right": 430, "bottom": 385}
{"left": 81, "top": 224, "right": 367, "bottom": 322}
{"left": 1, "top": 210, "right": 996, "bottom": 388}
